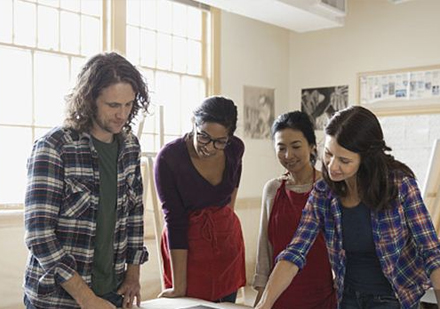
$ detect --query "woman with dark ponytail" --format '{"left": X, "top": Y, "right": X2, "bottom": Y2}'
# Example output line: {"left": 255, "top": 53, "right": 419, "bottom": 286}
{"left": 253, "top": 111, "right": 336, "bottom": 308}
{"left": 154, "top": 96, "right": 246, "bottom": 303}
{"left": 256, "top": 106, "right": 440, "bottom": 309}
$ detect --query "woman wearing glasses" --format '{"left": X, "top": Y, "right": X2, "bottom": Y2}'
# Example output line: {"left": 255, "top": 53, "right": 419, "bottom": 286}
{"left": 154, "top": 96, "right": 246, "bottom": 303}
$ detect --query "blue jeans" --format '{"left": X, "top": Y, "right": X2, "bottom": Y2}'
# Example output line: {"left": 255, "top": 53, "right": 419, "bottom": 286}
{"left": 215, "top": 291, "right": 237, "bottom": 303}
{"left": 341, "top": 285, "right": 401, "bottom": 309}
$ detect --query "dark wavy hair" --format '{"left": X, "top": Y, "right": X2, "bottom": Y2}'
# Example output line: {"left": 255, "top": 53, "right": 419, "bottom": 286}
{"left": 193, "top": 96, "right": 238, "bottom": 136}
{"left": 322, "top": 106, "right": 415, "bottom": 211}
{"left": 271, "top": 111, "right": 317, "bottom": 166}
{"left": 64, "top": 52, "right": 150, "bottom": 133}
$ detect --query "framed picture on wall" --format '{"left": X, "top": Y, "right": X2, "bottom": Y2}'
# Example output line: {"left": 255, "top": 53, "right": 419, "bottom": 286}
{"left": 301, "top": 85, "right": 348, "bottom": 130}
{"left": 358, "top": 65, "right": 440, "bottom": 116}
{"left": 243, "top": 85, "right": 275, "bottom": 139}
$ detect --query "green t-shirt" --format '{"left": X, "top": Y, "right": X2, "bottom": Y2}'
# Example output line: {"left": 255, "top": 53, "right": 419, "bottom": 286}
{"left": 91, "top": 135, "right": 119, "bottom": 296}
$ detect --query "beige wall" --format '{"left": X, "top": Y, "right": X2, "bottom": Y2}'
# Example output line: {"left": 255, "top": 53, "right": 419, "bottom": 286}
{"left": 288, "top": 0, "right": 440, "bottom": 111}
{"left": 219, "top": 11, "right": 290, "bottom": 199}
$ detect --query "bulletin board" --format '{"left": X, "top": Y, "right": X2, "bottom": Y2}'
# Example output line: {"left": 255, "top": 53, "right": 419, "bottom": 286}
{"left": 358, "top": 65, "right": 440, "bottom": 116}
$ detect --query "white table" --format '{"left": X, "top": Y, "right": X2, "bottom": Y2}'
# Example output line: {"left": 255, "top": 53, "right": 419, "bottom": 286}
{"left": 140, "top": 297, "right": 251, "bottom": 309}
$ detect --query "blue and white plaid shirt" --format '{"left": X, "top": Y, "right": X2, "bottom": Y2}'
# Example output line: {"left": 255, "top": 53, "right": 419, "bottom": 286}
{"left": 24, "top": 127, "right": 148, "bottom": 308}
{"left": 278, "top": 172, "right": 440, "bottom": 309}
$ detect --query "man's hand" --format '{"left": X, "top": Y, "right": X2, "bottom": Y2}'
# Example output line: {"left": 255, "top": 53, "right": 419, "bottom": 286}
{"left": 117, "top": 264, "right": 141, "bottom": 308}
{"left": 82, "top": 296, "right": 116, "bottom": 309}
{"left": 62, "top": 272, "right": 117, "bottom": 309}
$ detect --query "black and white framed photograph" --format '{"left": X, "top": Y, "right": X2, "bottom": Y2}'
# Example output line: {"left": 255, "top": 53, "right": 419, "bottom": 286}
{"left": 301, "top": 85, "right": 349, "bottom": 130}
{"left": 243, "top": 85, "right": 275, "bottom": 139}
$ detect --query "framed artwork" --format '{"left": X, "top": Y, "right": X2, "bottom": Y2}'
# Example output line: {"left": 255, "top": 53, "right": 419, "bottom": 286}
{"left": 358, "top": 65, "right": 440, "bottom": 116}
{"left": 301, "top": 85, "right": 348, "bottom": 130}
{"left": 243, "top": 85, "right": 275, "bottom": 139}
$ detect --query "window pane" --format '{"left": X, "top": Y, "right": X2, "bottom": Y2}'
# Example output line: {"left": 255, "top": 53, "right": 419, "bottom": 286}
{"left": 60, "top": 0, "right": 80, "bottom": 12}
{"left": 15, "top": 1, "right": 37, "bottom": 47}
{"left": 172, "top": 2, "right": 187, "bottom": 37}
{"left": 187, "top": 6, "right": 202, "bottom": 40}
{"left": 38, "top": 0, "right": 59, "bottom": 7}
{"left": 35, "top": 127, "right": 52, "bottom": 141}
{"left": 163, "top": 134, "right": 179, "bottom": 145}
{"left": 126, "top": 0, "right": 140, "bottom": 26}
{"left": 126, "top": 25, "right": 140, "bottom": 65}
{"left": 139, "top": 133, "right": 156, "bottom": 153}
{"left": 187, "top": 40, "right": 202, "bottom": 75}
{"left": 156, "top": 72, "right": 180, "bottom": 135}
{"left": 0, "top": 126, "right": 32, "bottom": 204}
{"left": 81, "top": 15, "right": 100, "bottom": 56}
{"left": 38, "top": 6, "right": 59, "bottom": 50}
{"left": 141, "top": 0, "right": 156, "bottom": 30}
{"left": 0, "top": 0, "right": 13, "bottom": 43}
{"left": 181, "top": 76, "right": 205, "bottom": 132}
{"left": 140, "top": 69, "right": 155, "bottom": 132}
{"left": 157, "top": 0, "right": 172, "bottom": 34}
{"left": 81, "top": 0, "right": 100, "bottom": 16}
{"left": 172, "top": 37, "right": 187, "bottom": 73}
{"left": 140, "top": 29, "right": 156, "bottom": 68}
{"left": 61, "top": 11, "right": 80, "bottom": 54}
{"left": 0, "top": 47, "right": 33, "bottom": 125}
{"left": 70, "top": 56, "right": 85, "bottom": 84}
{"left": 141, "top": 104, "right": 158, "bottom": 134}
{"left": 157, "top": 33, "right": 171, "bottom": 70}
{"left": 34, "top": 52, "right": 69, "bottom": 127}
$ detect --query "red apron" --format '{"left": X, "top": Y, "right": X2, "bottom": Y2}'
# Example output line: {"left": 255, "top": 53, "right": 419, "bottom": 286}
{"left": 268, "top": 179, "right": 336, "bottom": 309}
{"left": 161, "top": 205, "right": 246, "bottom": 301}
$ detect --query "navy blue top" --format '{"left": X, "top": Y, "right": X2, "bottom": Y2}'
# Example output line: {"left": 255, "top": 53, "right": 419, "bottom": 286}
{"left": 341, "top": 202, "right": 393, "bottom": 295}
{"left": 154, "top": 134, "right": 244, "bottom": 249}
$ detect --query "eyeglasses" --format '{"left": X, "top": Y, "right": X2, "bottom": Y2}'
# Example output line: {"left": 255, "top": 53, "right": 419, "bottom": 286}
{"left": 195, "top": 127, "right": 229, "bottom": 150}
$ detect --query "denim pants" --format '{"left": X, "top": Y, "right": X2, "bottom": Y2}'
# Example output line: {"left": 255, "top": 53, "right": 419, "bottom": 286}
{"left": 341, "top": 285, "right": 419, "bottom": 309}
{"left": 214, "top": 291, "right": 237, "bottom": 303}
{"left": 341, "top": 285, "right": 401, "bottom": 309}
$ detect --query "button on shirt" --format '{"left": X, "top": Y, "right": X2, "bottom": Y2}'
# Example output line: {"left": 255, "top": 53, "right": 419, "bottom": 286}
{"left": 277, "top": 172, "right": 440, "bottom": 309}
{"left": 24, "top": 127, "right": 149, "bottom": 308}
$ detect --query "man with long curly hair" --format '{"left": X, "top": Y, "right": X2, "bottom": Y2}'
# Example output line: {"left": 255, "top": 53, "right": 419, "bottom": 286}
{"left": 24, "top": 52, "right": 150, "bottom": 309}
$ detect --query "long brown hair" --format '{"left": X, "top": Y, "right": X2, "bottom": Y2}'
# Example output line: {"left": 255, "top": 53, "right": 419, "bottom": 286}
{"left": 64, "top": 52, "right": 150, "bottom": 133}
{"left": 322, "top": 106, "right": 414, "bottom": 211}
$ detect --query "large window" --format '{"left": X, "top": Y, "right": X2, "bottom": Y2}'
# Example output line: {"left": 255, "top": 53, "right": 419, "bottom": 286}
{"left": 126, "top": 0, "right": 210, "bottom": 152}
{"left": 0, "top": 0, "right": 211, "bottom": 207}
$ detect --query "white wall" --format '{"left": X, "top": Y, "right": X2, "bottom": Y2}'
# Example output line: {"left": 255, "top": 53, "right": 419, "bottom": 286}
{"left": 288, "top": 0, "right": 440, "bottom": 110}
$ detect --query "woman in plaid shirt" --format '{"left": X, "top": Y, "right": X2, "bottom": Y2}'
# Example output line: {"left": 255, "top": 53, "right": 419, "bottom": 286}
{"left": 256, "top": 106, "right": 440, "bottom": 309}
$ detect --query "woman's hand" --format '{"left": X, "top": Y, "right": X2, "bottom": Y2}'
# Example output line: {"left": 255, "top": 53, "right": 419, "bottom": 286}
{"left": 158, "top": 287, "right": 186, "bottom": 298}
{"left": 253, "top": 287, "right": 265, "bottom": 307}
{"left": 255, "top": 300, "right": 271, "bottom": 309}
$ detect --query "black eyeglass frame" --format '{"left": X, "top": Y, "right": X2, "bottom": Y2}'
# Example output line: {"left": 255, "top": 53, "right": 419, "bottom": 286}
{"left": 194, "top": 125, "right": 230, "bottom": 150}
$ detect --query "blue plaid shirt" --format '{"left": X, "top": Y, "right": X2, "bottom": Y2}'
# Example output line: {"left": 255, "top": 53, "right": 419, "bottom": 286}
{"left": 278, "top": 172, "right": 440, "bottom": 309}
{"left": 24, "top": 127, "right": 149, "bottom": 308}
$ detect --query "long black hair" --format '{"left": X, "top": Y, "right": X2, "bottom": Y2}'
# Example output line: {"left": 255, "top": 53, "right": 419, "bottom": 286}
{"left": 193, "top": 96, "right": 238, "bottom": 136}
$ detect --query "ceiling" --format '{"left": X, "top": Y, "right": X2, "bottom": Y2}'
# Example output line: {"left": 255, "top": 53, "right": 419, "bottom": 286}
{"left": 192, "top": 0, "right": 347, "bottom": 33}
